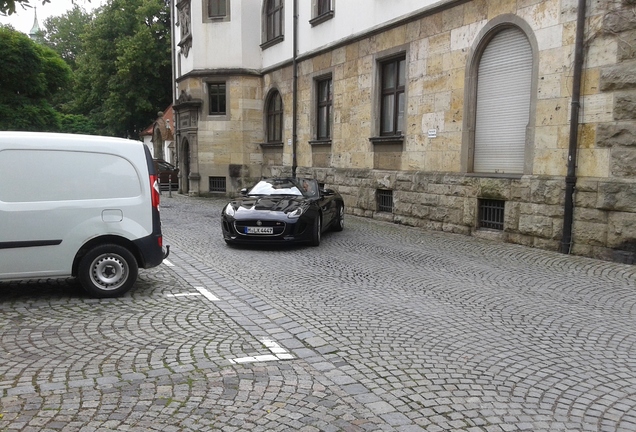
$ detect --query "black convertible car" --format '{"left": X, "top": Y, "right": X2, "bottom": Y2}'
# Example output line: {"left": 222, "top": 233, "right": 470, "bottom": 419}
{"left": 221, "top": 177, "right": 344, "bottom": 246}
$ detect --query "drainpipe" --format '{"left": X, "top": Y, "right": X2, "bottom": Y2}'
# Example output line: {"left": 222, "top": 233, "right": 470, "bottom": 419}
{"left": 291, "top": 0, "right": 298, "bottom": 178}
{"left": 560, "top": 0, "right": 587, "bottom": 254}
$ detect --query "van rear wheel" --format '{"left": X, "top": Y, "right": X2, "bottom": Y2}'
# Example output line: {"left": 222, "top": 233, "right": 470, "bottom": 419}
{"left": 78, "top": 244, "right": 138, "bottom": 298}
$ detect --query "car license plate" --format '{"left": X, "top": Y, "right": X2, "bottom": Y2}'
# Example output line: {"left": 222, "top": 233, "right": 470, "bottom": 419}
{"left": 246, "top": 226, "right": 273, "bottom": 234}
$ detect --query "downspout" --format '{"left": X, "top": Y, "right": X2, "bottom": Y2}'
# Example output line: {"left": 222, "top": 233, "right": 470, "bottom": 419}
{"left": 169, "top": 0, "right": 180, "bottom": 189}
{"left": 170, "top": 0, "right": 177, "bottom": 106}
{"left": 560, "top": 0, "right": 587, "bottom": 254}
{"left": 291, "top": 0, "right": 298, "bottom": 178}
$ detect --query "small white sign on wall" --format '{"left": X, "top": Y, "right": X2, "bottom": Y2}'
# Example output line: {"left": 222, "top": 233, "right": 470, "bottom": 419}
{"left": 428, "top": 129, "right": 437, "bottom": 138}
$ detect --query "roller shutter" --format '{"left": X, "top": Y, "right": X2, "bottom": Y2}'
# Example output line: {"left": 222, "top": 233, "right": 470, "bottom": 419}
{"left": 474, "top": 28, "right": 532, "bottom": 174}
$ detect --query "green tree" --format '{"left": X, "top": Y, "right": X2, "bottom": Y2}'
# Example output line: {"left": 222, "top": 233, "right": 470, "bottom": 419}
{"left": 42, "top": 5, "right": 93, "bottom": 70}
{"left": 73, "top": 0, "right": 172, "bottom": 138}
{"left": 0, "top": 26, "right": 72, "bottom": 131}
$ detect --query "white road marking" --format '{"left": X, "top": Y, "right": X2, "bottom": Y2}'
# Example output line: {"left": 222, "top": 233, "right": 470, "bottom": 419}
{"left": 166, "top": 293, "right": 202, "bottom": 298}
{"left": 163, "top": 259, "right": 175, "bottom": 267}
{"left": 228, "top": 338, "right": 295, "bottom": 364}
{"left": 194, "top": 286, "right": 220, "bottom": 302}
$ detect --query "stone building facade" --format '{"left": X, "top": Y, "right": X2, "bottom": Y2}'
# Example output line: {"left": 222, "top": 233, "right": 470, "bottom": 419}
{"left": 172, "top": 0, "right": 636, "bottom": 263}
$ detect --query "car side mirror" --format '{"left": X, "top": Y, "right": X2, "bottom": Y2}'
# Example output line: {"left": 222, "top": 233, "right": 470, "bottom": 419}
{"left": 323, "top": 188, "right": 335, "bottom": 196}
{"left": 240, "top": 188, "right": 248, "bottom": 196}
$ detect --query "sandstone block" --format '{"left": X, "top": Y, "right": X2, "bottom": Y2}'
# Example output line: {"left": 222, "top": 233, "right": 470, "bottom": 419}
{"left": 597, "top": 121, "right": 636, "bottom": 147}
{"left": 600, "top": 60, "right": 636, "bottom": 91}
{"left": 597, "top": 181, "right": 636, "bottom": 212}
{"left": 607, "top": 211, "right": 636, "bottom": 250}
{"left": 611, "top": 148, "right": 636, "bottom": 177}
{"left": 614, "top": 90, "right": 636, "bottom": 120}
{"left": 519, "top": 214, "right": 554, "bottom": 238}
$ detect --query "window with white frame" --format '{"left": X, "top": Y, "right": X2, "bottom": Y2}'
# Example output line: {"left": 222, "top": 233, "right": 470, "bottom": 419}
{"left": 208, "top": 0, "right": 227, "bottom": 18}
{"left": 310, "top": 0, "right": 334, "bottom": 25}
{"left": 265, "top": 0, "right": 283, "bottom": 42}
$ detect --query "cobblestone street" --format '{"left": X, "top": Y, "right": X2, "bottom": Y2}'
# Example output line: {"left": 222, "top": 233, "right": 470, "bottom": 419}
{"left": 1, "top": 194, "right": 635, "bottom": 431}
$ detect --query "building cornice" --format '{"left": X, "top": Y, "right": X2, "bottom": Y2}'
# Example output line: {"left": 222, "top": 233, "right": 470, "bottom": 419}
{"left": 176, "top": 68, "right": 262, "bottom": 83}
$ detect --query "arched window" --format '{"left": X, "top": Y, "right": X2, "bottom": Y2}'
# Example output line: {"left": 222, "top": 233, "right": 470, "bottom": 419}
{"left": 267, "top": 91, "right": 283, "bottom": 143}
{"left": 472, "top": 27, "right": 533, "bottom": 174}
{"left": 265, "top": 0, "right": 283, "bottom": 42}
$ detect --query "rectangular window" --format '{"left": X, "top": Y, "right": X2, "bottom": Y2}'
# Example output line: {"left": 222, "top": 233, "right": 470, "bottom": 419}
{"left": 380, "top": 57, "right": 405, "bottom": 136}
{"left": 209, "top": 176, "right": 227, "bottom": 192}
{"left": 208, "top": 83, "right": 226, "bottom": 115}
{"left": 316, "top": 78, "right": 332, "bottom": 140}
{"left": 317, "top": 0, "right": 331, "bottom": 15}
{"left": 377, "top": 189, "right": 393, "bottom": 213}
{"left": 478, "top": 199, "right": 505, "bottom": 230}
{"left": 208, "top": 0, "right": 227, "bottom": 17}
{"left": 266, "top": 0, "right": 283, "bottom": 41}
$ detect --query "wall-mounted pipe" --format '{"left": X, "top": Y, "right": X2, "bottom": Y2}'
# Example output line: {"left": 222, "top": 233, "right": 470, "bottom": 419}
{"left": 560, "top": 0, "right": 587, "bottom": 254}
{"left": 291, "top": 0, "right": 298, "bottom": 178}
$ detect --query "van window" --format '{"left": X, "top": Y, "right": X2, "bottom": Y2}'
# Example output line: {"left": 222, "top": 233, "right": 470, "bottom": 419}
{"left": 0, "top": 150, "right": 141, "bottom": 202}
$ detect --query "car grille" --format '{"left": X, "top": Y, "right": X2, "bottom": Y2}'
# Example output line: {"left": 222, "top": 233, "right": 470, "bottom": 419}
{"left": 234, "top": 220, "right": 286, "bottom": 236}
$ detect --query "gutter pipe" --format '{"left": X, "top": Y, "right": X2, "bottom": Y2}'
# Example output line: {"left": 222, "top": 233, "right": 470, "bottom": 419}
{"left": 560, "top": 0, "right": 587, "bottom": 254}
{"left": 291, "top": 0, "right": 298, "bottom": 178}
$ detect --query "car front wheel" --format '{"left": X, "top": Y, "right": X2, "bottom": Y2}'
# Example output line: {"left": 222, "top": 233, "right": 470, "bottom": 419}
{"left": 309, "top": 216, "right": 321, "bottom": 247}
{"left": 78, "top": 244, "right": 138, "bottom": 298}
{"left": 332, "top": 204, "right": 344, "bottom": 232}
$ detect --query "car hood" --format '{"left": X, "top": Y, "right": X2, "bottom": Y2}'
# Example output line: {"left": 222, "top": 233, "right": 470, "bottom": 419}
{"left": 227, "top": 196, "right": 307, "bottom": 218}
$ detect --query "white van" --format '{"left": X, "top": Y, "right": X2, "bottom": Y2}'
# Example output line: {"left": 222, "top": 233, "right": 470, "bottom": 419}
{"left": 0, "top": 132, "right": 169, "bottom": 298}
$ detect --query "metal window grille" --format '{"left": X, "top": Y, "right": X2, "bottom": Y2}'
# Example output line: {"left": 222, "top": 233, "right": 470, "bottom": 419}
{"left": 377, "top": 189, "right": 393, "bottom": 213}
{"left": 478, "top": 199, "right": 505, "bottom": 230}
{"left": 209, "top": 176, "right": 227, "bottom": 193}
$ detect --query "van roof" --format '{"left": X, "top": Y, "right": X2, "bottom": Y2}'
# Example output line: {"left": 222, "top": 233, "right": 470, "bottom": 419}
{"left": 0, "top": 132, "right": 143, "bottom": 152}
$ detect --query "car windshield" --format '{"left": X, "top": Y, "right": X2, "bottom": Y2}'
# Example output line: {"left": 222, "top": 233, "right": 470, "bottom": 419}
{"left": 248, "top": 179, "right": 303, "bottom": 196}
{"left": 247, "top": 178, "right": 319, "bottom": 197}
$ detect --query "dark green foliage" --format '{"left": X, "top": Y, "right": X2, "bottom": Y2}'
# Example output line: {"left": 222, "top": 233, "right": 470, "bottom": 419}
{"left": 73, "top": 0, "right": 172, "bottom": 138}
{"left": 0, "top": 27, "right": 71, "bottom": 131}
{"left": 58, "top": 113, "right": 98, "bottom": 134}
{"left": 42, "top": 5, "right": 93, "bottom": 70}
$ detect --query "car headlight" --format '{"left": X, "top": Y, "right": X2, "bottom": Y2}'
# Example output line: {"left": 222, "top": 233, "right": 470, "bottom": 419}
{"left": 224, "top": 203, "right": 235, "bottom": 217}
{"left": 288, "top": 207, "right": 305, "bottom": 219}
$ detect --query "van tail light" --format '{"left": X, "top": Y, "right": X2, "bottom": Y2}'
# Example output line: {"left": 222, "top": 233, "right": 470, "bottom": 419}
{"left": 150, "top": 174, "right": 160, "bottom": 208}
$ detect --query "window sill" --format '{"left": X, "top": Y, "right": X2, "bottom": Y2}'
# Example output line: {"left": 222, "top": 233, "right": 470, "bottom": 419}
{"left": 465, "top": 172, "right": 523, "bottom": 179}
{"left": 260, "top": 35, "right": 284, "bottom": 50}
{"left": 309, "top": 139, "right": 332, "bottom": 146}
{"left": 309, "top": 11, "right": 334, "bottom": 27}
{"left": 259, "top": 141, "right": 284, "bottom": 149}
{"left": 369, "top": 135, "right": 404, "bottom": 145}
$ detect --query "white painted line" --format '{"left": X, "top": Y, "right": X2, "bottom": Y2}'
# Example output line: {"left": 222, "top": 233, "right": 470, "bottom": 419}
{"left": 233, "top": 356, "right": 257, "bottom": 364}
{"left": 276, "top": 353, "right": 295, "bottom": 360}
{"left": 254, "top": 355, "right": 278, "bottom": 362}
{"left": 166, "top": 293, "right": 202, "bottom": 298}
{"left": 163, "top": 259, "right": 175, "bottom": 267}
{"left": 228, "top": 339, "right": 296, "bottom": 364}
{"left": 194, "top": 286, "right": 220, "bottom": 302}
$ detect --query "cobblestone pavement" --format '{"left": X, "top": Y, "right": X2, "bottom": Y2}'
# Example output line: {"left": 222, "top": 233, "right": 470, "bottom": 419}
{"left": 1, "top": 194, "right": 635, "bottom": 432}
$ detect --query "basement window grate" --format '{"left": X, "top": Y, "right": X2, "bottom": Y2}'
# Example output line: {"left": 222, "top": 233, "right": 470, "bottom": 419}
{"left": 209, "top": 176, "right": 227, "bottom": 193}
{"left": 377, "top": 189, "right": 393, "bottom": 213}
{"left": 478, "top": 199, "right": 505, "bottom": 230}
